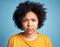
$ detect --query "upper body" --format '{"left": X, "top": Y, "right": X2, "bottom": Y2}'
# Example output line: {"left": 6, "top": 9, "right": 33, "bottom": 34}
{"left": 7, "top": 33, "right": 52, "bottom": 47}
{"left": 7, "top": 1, "right": 53, "bottom": 47}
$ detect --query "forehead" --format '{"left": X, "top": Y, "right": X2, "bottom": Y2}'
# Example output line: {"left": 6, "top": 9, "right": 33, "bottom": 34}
{"left": 23, "top": 11, "right": 38, "bottom": 19}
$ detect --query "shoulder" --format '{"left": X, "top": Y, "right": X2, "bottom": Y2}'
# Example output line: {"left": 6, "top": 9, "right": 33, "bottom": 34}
{"left": 7, "top": 33, "right": 22, "bottom": 47}
{"left": 38, "top": 33, "right": 50, "bottom": 40}
{"left": 8, "top": 33, "right": 21, "bottom": 41}
{"left": 38, "top": 33, "right": 52, "bottom": 44}
{"left": 38, "top": 34, "right": 48, "bottom": 37}
{"left": 38, "top": 34, "right": 53, "bottom": 47}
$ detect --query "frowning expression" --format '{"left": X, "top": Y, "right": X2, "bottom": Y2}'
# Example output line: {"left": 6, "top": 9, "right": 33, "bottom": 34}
{"left": 21, "top": 11, "right": 38, "bottom": 34}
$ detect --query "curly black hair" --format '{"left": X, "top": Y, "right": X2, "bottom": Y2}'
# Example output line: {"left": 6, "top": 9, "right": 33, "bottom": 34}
{"left": 13, "top": 1, "right": 47, "bottom": 30}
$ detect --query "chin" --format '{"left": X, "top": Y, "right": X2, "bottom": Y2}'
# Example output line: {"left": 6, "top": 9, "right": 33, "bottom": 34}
{"left": 26, "top": 31, "right": 34, "bottom": 34}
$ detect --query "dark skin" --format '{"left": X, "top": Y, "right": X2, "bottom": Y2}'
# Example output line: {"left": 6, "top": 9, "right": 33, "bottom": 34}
{"left": 21, "top": 11, "right": 39, "bottom": 41}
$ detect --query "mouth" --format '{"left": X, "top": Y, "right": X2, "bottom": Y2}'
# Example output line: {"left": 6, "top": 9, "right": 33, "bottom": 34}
{"left": 27, "top": 28, "right": 33, "bottom": 31}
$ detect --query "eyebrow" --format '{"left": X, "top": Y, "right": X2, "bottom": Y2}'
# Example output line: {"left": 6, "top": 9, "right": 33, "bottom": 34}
{"left": 23, "top": 17, "right": 37, "bottom": 20}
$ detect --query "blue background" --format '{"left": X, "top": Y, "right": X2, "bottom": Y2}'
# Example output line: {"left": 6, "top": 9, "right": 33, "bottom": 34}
{"left": 0, "top": 0, "right": 60, "bottom": 47}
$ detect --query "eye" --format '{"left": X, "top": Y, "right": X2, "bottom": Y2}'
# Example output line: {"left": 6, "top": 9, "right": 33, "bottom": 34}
{"left": 22, "top": 19, "right": 28, "bottom": 22}
{"left": 32, "top": 19, "right": 36, "bottom": 22}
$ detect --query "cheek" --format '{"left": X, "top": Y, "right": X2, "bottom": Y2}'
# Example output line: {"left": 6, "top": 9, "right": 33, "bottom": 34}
{"left": 34, "top": 22, "right": 38, "bottom": 28}
{"left": 22, "top": 23, "right": 27, "bottom": 29}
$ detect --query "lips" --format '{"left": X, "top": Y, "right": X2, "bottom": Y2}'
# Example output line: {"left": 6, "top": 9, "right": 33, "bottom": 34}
{"left": 27, "top": 28, "right": 33, "bottom": 31}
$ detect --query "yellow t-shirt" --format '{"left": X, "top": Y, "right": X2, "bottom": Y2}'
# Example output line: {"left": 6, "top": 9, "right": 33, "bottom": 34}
{"left": 7, "top": 33, "right": 52, "bottom": 47}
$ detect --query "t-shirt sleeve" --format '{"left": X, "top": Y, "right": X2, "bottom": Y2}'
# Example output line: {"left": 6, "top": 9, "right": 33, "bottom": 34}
{"left": 45, "top": 36, "right": 53, "bottom": 47}
{"left": 7, "top": 36, "right": 14, "bottom": 47}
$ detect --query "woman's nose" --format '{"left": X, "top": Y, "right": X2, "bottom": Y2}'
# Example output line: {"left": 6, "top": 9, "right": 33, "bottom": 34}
{"left": 28, "top": 21, "right": 32, "bottom": 27}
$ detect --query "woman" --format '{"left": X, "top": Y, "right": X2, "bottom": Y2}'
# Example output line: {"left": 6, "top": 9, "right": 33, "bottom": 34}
{"left": 7, "top": 1, "right": 52, "bottom": 47}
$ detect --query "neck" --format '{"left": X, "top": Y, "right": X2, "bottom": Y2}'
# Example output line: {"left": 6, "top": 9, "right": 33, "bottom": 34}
{"left": 21, "top": 32, "right": 38, "bottom": 41}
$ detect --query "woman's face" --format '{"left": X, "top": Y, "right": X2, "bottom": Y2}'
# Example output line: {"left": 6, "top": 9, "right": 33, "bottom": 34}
{"left": 21, "top": 11, "right": 38, "bottom": 34}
